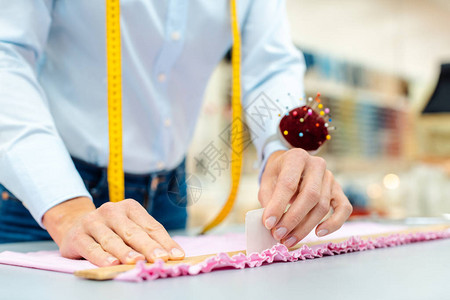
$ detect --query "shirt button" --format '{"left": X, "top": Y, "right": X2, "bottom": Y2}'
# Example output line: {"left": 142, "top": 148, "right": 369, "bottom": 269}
{"left": 164, "top": 118, "right": 172, "bottom": 127}
{"left": 157, "top": 161, "right": 165, "bottom": 169}
{"left": 157, "top": 73, "right": 166, "bottom": 82}
{"left": 171, "top": 31, "right": 181, "bottom": 41}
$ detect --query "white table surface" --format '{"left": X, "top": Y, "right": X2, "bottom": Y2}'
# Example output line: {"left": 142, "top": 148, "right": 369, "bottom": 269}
{"left": 0, "top": 227, "right": 449, "bottom": 300}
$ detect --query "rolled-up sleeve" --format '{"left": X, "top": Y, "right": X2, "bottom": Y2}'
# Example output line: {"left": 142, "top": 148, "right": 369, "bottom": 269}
{"left": 0, "top": 0, "right": 91, "bottom": 227}
{"left": 240, "top": 0, "right": 306, "bottom": 178}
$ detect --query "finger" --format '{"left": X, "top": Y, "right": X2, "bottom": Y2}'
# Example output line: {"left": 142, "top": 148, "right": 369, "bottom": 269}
{"left": 258, "top": 166, "right": 277, "bottom": 208}
{"left": 258, "top": 150, "right": 283, "bottom": 208}
{"left": 315, "top": 182, "right": 353, "bottom": 236}
{"left": 279, "top": 170, "right": 333, "bottom": 247}
{"left": 72, "top": 234, "right": 120, "bottom": 267}
{"left": 97, "top": 200, "right": 170, "bottom": 262}
{"left": 270, "top": 156, "right": 327, "bottom": 241}
{"left": 86, "top": 220, "right": 145, "bottom": 264}
{"left": 126, "top": 200, "right": 185, "bottom": 260}
{"left": 109, "top": 216, "right": 170, "bottom": 263}
{"left": 262, "top": 149, "right": 308, "bottom": 231}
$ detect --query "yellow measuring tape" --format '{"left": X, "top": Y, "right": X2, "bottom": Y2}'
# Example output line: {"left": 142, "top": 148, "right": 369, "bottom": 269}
{"left": 106, "top": 0, "right": 124, "bottom": 203}
{"left": 200, "top": 0, "right": 243, "bottom": 234}
{"left": 105, "top": 0, "right": 243, "bottom": 231}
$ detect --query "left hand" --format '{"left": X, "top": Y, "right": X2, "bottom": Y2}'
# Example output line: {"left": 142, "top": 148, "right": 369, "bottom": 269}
{"left": 259, "top": 149, "right": 353, "bottom": 248}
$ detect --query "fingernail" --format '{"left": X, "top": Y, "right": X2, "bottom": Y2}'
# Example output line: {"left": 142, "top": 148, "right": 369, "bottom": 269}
{"left": 317, "top": 229, "right": 329, "bottom": 237}
{"left": 274, "top": 227, "right": 287, "bottom": 240}
{"left": 170, "top": 248, "right": 184, "bottom": 259}
{"left": 265, "top": 216, "right": 277, "bottom": 230}
{"left": 126, "top": 251, "right": 144, "bottom": 263}
{"left": 153, "top": 248, "right": 168, "bottom": 259}
{"left": 107, "top": 256, "right": 119, "bottom": 265}
{"left": 284, "top": 237, "right": 297, "bottom": 248}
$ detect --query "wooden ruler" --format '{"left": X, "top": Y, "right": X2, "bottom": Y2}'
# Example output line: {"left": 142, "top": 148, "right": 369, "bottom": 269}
{"left": 74, "top": 224, "right": 450, "bottom": 281}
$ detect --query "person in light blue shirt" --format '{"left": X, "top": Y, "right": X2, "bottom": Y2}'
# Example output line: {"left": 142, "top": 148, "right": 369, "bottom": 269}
{"left": 0, "top": 0, "right": 352, "bottom": 266}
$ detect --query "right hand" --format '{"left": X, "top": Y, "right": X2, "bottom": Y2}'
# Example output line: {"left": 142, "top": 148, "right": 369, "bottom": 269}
{"left": 42, "top": 197, "right": 185, "bottom": 267}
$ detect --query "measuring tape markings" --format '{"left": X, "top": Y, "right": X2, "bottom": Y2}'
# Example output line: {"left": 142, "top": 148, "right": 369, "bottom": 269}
{"left": 106, "top": 0, "right": 124, "bottom": 203}
{"left": 106, "top": 0, "right": 243, "bottom": 229}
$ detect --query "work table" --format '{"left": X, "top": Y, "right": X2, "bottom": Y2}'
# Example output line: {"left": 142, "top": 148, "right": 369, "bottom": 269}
{"left": 0, "top": 228, "right": 449, "bottom": 300}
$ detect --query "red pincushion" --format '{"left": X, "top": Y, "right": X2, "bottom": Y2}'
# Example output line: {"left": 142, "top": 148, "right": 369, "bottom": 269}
{"left": 278, "top": 106, "right": 329, "bottom": 151}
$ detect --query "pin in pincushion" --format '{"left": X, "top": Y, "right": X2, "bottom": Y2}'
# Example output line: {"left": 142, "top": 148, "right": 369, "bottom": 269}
{"left": 278, "top": 100, "right": 331, "bottom": 151}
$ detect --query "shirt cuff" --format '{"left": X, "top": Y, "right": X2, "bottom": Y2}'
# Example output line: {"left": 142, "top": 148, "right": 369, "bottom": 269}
{"left": 0, "top": 133, "right": 92, "bottom": 228}
{"left": 258, "top": 139, "right": 289, "bottom": 183}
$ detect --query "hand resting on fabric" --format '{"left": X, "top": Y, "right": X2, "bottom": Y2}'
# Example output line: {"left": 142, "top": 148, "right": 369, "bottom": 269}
{"left": 260, "top": 149, "right": 353, "bottom": 248}
{"left": 42, "top": 197, "right": 185, "bottom": 267}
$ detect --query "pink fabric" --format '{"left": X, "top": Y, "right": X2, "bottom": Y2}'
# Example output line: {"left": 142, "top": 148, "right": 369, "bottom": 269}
{"left": 0, "top": 250, "right": 96, "bottom": 273}
{"left": 174, "top": 222, "right": 409, "bottom": 257}
{"left": 0, "top": 222, "right": 448, "bottom": 280}
{"left": 116, "top": 229, "right": 450, "bottom": 282}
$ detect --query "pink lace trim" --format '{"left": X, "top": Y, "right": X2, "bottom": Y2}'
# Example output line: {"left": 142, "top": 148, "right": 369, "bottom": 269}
{"left": 115, "top": 230, "right": 450, "bottom": 282}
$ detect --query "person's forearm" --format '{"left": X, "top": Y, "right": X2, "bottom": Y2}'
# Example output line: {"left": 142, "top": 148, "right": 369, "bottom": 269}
{"left": 0, "top": 41, "right": 92, "bottom": 228}
{"left": 42, "top": 197, "right": 96, "bottom": 246}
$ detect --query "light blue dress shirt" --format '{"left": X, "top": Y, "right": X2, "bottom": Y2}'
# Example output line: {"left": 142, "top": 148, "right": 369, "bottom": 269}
{"left": 0, "top": 0, "right": 305, "bottom": 227}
